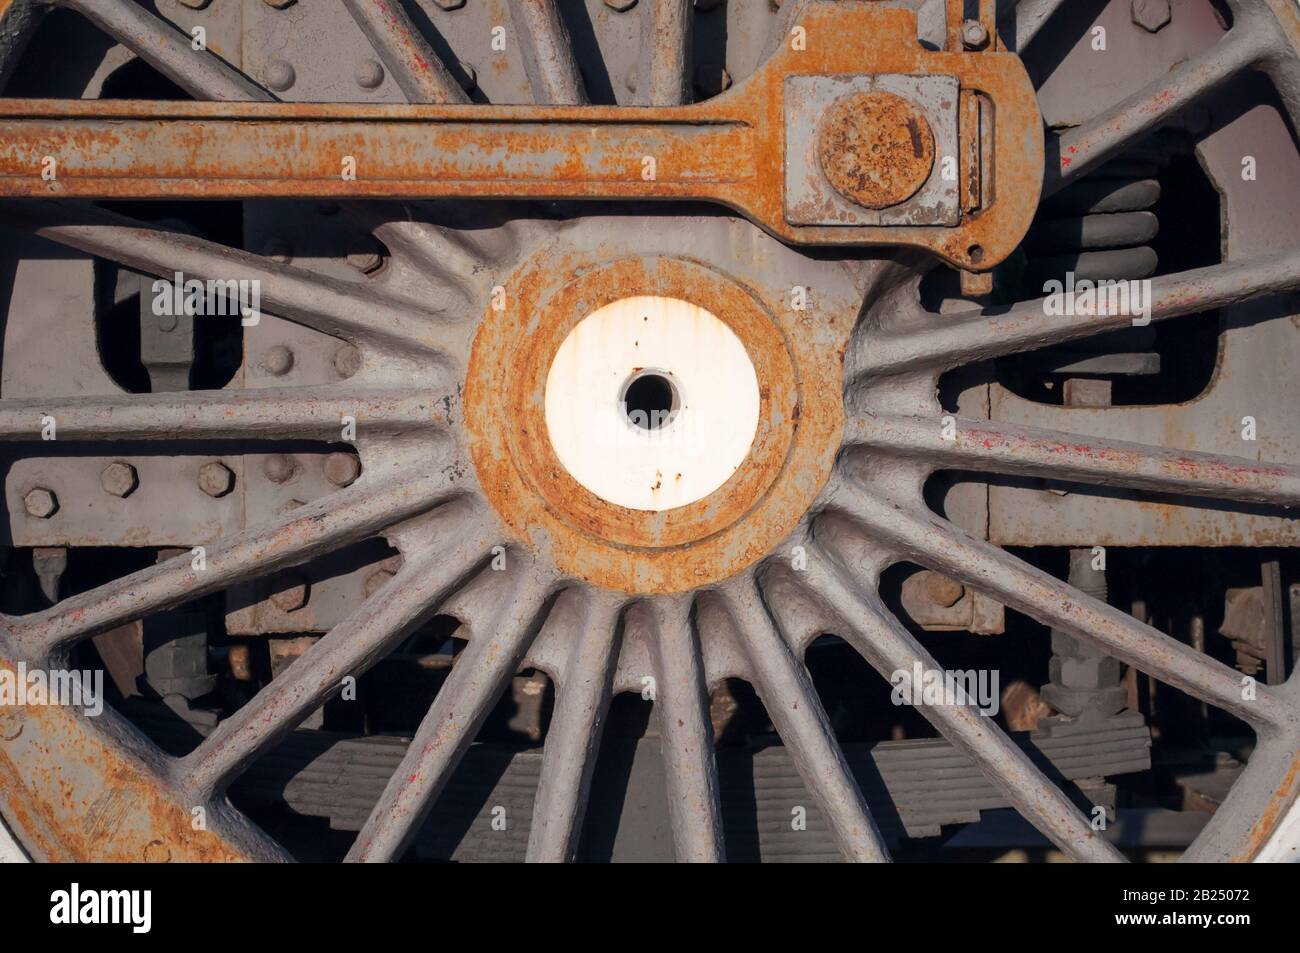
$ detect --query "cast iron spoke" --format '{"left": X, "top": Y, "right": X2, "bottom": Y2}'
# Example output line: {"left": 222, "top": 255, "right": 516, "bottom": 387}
{"left": 181, "top": 502, "right": 495, "bottom": 800}
{"left": 1012, "top": 0, "right": 1069, "bottom": 51}
{"left": 847, "top": 412, "right": 1300, "bottom": 507}
{"left": 342, "top": 0, "right": 469, "bottom": 105}
{"left": 346, "top": 563, "right": 554, "bottom": 862}
{"left": 525, "top": 589, "right": 623, "bottom": 862}
{"left": 641, "top": 0, "right": 693, "bottom": 106}
{"left": 639, "top": 593, "right": 725, "bottom": 862}
{"left": 509, "top": 0, "right": 588, "bottom": 106}
{"left": 796, "top": 556, "right": 1127, "bottom": 863}
{"left": 854, "top": 252, "right": 1300, "bottom": 379}
{"left": 716, "top": 571, "right": 890, "bottom": 862}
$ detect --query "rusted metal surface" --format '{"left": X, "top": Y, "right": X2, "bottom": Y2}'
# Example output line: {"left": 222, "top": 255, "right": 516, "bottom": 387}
{"left": 0, "top": 1, "right": 1043, "bottom": 268}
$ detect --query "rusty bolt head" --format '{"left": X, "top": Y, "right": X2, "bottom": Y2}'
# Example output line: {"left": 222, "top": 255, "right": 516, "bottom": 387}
{"left": 354, "top": 59, "right": 385, "bottom": 90}
{"left": 921, "top": 571, "right": 965, "bottom": 608}
{"left": 961, "top": 19, "right": 990, "bottom": 50}
{"left": 323, "top": 452, "right": 362, "bottom": 487}
{"left": 363, "top": 569, "right": 397, "bottom": 598}
{"left": 694, "top": 63, "right": 732, "bottom": 98}
{"left": 23, "top": 487, "right": 58, "bottom": 519}
{"left": 434, "top": 0, "right": 466, "bottom": 9}
{"left": 261, "top": 344, "right": 295, "bottom": 376}
{"left": 263, "top": 454, "right": 298, "bottom": 484}
{"left": 197, "top": 462, "right": 235, "bottom": 498}
{"left": 333, "top": 343, "right": 363, "bottom": 379}
{"left": 604, "top": 0, "right": 637, "bottom": 10}
{"left": 269, "top": 574, "right": 310, "bottom": 612}
{"left": 1131, "top": 0, "right": 1171, "bottom": 32}
{"left": 818, "top": 91, "right": 936, "bottom": 211}
{"left": 100, "top": 461, "right": 139, "bottom": 498}
{"left": 263, "top": 59, "right": 297, "bottom": 92}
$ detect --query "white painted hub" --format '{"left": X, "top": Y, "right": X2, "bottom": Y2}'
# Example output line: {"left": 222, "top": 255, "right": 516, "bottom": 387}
{"left": 544, "top": 295, "right": 760, "bottom": 512}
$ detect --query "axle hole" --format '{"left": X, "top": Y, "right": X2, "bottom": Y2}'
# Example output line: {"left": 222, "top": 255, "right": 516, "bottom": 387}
{"left": 622, "top": 371, "right": 678, "bottom": 430}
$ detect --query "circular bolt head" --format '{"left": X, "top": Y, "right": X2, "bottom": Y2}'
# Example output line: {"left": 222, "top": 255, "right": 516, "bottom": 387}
{"left": 323, "top": 452, "right": 362, "bottom": 487}
{"left": 333, "top": 343, "right": 363, "bottom": 379}
{"left": 354, "top": 59, "right": 385, "bottom": 90}
{"left": 198, "top": 462, "right": 235, "bottom": 498}
{"left": 1131, "top": 0, "right": 1171, "bottom": 32}
{"left": 269, "top": 574, "right": 310, "bottom": 612}
{"left": 23, "top": 487, "right": 58, "bottom": 519}
{"left": 263, "top": 454, "right": 298, "bottom": 484}
{"left": 434, "top": 0, "right": 466, "bottom": 9}
{"left": 818, "top": 91, "right": 935, "bottom": 210}
{"left": 261, "top": 344, "right": 295, "bottom": 376}
{"left": 264, "top": 59, "right": 297, "bottom": 92}
{"left": 604, "top": 0, "right": 637, "bottom": 10}
{"left": 961, "top": 19, "right": 990, "bottom": 49}
{"left": 100, "top": 461, "right": 139, "bottom": 498}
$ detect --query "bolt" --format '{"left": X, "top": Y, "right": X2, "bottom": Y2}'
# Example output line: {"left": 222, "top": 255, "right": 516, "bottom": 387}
{"left": 260, "top": 344, "right": 295, "bottom": 376}
{"left": 179, "top": 0, "right": 212, "bottom": 9}
{"left": 263, "top": 454, "right": 298, "bottom": 484}
{"left": 260, "top": 237, "right": 293, "bottom": 264}
{"left": 961, "top": 19, "right": 990, "bottom": 50}
{"left": 323, "top": 452, "right": 362, "bottom": 487}
{"left": 604, "top": 0, "right": 637, "bottom": 10}
{"left": 269, "top": 574, "right": 310, "bottom": 612}
{"left": 363, "top": 569, "right": 397, "bottom": 598}
{"left": 197, "top": 462, "right": 235, "bottom": 498}
{"left": 694, "top": 62, "right": 731, "bottom": 98}
{"left": 434, "top": 0, "right": 466, "bottom": 9}
{"left": 922, "top": 571, "right": 965, "bottom": 608}
{"left": 346, "top": 238, "right": 386, "bottom": 275}
{"left": 333, "top": 343, "right": 363, "bottom": 379}
{"left": 263, "top": 0, "right": 296, "bottom": 9}
{"left": 100, "top": 461, "right": 139, "bottom": 498}
{"left": 264, "top": 59, "right": 296, "bottom": 92}
{"left": 23, "top": 487, "right": 57, "bottom": 519}
{"left": 355, "top": 59, "right": 385, "bottom": 90}
{"left": 1131, "top": 0, "right": 1171, "bottom": 33}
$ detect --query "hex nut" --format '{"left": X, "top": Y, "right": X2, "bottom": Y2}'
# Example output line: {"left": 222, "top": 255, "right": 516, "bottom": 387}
{"left": 1131, "top": 0, "right": 1171, "bottom": 33}
{"left": 323, "top": 452, "right": 362, "bottom": 487}
{"left": 100, "top": 461, "right": 139, "bottom": 498}
{"left": 922, "top": 571, "right": 965, "bottom": 608}
{"left": 961, "top": 19, "right": 990, "bottom": 50}
{"left": 23, "top": 487, "right": 58, "bottom": 519}
{"left": 198, "top": 462, "right": 235, "bottom": 498}
{"left": 270, "top": 574, "right": 310, "bottom": 612}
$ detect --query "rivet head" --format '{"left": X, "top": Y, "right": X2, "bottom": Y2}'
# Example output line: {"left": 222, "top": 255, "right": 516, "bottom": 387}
{"left": 23, "top": 487, "right": 58, "bottom": 519}
{"left": 604, "top": 0, "right": 637, "bottom": 10}
{"left": 323, "top": 452, "right": 362, "bottom": 488}
{"left": 355, "top": 59, "right": 385, "bottom": 90}
{"left": 261, "top": 344, "right": 295, "bottom": 376}
{"left": 264, "top": 59, "right": 297, "bottom": 93}
{"left": 100, "top": 461, "right": 139, "bottom": 498}
{"left": 433, "top": 0, "right": 466, "bottom": 9}
{"left": 333, "top": 344, "right": 363, "bottom": 379}
{"left": 197, "top": 462, "right": 235, "bottom": 498}
{"left": 263, "top": 454, "right": 298, "bottom": 484}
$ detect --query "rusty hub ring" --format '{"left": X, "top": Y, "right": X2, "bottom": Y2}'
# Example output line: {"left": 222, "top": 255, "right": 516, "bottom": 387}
{"left": 465, "top": 254, "right": 843, "bottom": 594}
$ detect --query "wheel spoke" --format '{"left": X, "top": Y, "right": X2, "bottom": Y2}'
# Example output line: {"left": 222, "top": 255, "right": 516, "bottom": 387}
{"left": 3, "top": 464, "right": 458, "bottom": 657}
{"left": 637, "top": 594, "right": 725, "bottom": 862}
{"left": 715, "top": 572, "right": 890, "bottom": 862}
{"left": 827, "top": 484, "right": 1292, "bottom": 733}
{"left": 1044, "top": 26, "right": 1269, "bottom": 195}
{"left": 847, "top": 412, "right": 1300, "bottom": 507}
{"left": 525, "top": 589, "right": 623, "bottom": 862}
{"left": 795, "top": 557, "right": 1126, "bottom": 862}
{"left": 854, "top": 253, "right": 1300, "bottom": 379}
{"left": 180, "top": 504, "right": 494, "bottom": 800}
{"left": 55, "top": 0, "right": 272, "bottom": 102}
{"left": 0, "top": 386, "right": 444, "bottom": 442}
{"left": 641, "top": 0, "right": 693, "bottom": 106}
{"left": 509, "top": 0, "right": 588, "bottom": 106}
{"left": 0, "top": 201, "right": 451, "bottom": 355}
{"left": 342, "top": 0, "right": 469, "bottom": 105}
{"left": 346, "top": 563, "right": 553, "bottom": 862}
{"left": 1011, "top": 0, "right": 1068, "bottom": 51}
